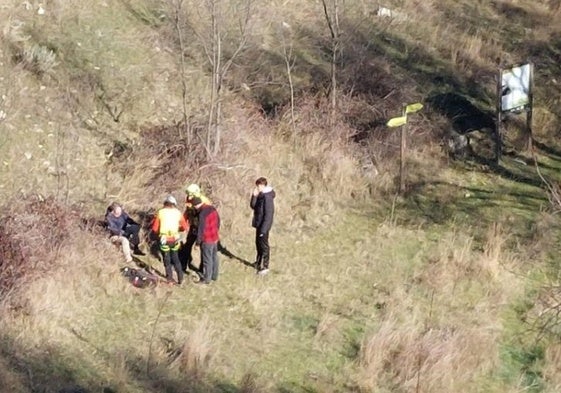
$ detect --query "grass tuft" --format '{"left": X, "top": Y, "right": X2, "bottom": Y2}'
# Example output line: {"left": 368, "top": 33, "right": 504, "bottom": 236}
{"left": 175, "top": 317, "right": 214, "bottom": 378}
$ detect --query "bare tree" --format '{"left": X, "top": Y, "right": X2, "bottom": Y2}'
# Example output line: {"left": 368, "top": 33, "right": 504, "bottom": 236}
{"left": 164, "top": 0, "right": 253, "bottom": 156}
{"left": 185, "top": 0, "right": 254, "bottom": 157}
{"left": 169, "top": 0, "right": 191, "bottom": 142}
{"left": 321, "top": 0, "right": 341, "bottom": 132}
{"left": 278, "top": 21, "right": 296, "bottom": 134}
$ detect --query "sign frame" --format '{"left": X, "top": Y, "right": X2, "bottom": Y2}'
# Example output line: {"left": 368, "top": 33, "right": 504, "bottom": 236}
{"left": 495, "top": 63, "right": 534, "bottom": 163}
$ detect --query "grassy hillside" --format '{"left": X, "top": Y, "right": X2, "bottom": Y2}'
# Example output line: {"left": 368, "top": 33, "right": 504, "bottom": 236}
{"left": 1, "top": 0, "right": 561, "bottom": 392}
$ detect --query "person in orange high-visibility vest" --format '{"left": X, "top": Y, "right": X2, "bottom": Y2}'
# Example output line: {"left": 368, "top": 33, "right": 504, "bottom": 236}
{"left": 151, "top": 195, "right": 188, "bottom": 285}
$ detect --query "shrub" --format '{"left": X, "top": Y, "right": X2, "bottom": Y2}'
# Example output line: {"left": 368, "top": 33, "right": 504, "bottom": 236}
{"left": 0, "top": 196, "right": 81, "bottom": 303}
{"left": 2, "top": 19, "right": 58, "bottom": 77}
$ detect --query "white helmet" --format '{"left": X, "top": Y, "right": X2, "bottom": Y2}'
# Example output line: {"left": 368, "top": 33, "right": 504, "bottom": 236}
{"left": 185, "top": 183, "right": 201, "bottom": 195}
{"left": 164, "top": 195, "right": 177, "bottom": 205}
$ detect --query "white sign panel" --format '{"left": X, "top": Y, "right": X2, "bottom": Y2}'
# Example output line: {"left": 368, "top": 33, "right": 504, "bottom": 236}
{"left": 501, "top": 64, "right": 531, "bottom": 112}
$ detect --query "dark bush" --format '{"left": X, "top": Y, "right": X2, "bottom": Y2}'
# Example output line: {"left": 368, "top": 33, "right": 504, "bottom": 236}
{"left": 0, "top": 196, "right": 82, "bottom": 299}
{"left": 138, "top": 123, "right": 209, "bottom": 188}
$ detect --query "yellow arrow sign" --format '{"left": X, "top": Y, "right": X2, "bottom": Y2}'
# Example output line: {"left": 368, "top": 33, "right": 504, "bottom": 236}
{"left": 405, "top": 102, "right": 423, "bottom": 114}
{"left": 387, "top": 116, "right": 407, "bottom": 128}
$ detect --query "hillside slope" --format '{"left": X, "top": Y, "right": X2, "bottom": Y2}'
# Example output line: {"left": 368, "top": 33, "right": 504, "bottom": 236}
{"left": 1, "top": 0, "right": 561, "bottom": 392}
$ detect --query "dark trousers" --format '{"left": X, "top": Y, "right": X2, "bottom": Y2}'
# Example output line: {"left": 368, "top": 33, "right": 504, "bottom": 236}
{"left": 123, "top": 223, "right": 141, "bottom": 248}
{"left": 179, "top": 230, "right": 199, "bottom": 272}
{"left": 255, "top": 230, "right": 270, "bottom": 270}
{"left": 200, "top": 242, "right": 219, "bottom": 283}
{"left": 162, "top": 249, "right": 183, "bottom": 284}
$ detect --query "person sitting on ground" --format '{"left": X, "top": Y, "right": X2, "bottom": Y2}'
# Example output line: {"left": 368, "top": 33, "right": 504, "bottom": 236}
{"left": 180, "top": 183, "right": 212, "bottom": 274}
{"left": 151, "top": 195, "right": 188, "bottom": 285}
{"left": 105, "top": 202, "right": 145, "bottom": 263}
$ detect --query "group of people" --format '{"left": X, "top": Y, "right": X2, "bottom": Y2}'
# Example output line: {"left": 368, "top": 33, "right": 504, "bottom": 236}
{"left": 105, "top": 177, "right": 276, "bottom": 286}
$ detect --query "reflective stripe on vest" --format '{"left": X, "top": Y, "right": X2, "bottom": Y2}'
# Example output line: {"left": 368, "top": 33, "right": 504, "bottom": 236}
{"left": 157, "top": 208, "right": 182, "bottom": 236}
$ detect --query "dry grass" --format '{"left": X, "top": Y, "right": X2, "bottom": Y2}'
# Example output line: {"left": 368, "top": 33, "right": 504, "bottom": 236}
{"left": 355, "top": 221, "right": 523, "bottom": 393}
{"left": 543, "top": 343, "right": 561, "bottom": 391}
{"left": 0, "top": 355, "right": 25, "bottom": 393}
{"left": 357, "top": 314, "right": 501, "bottom": 393}
{"left": 239, "top": 372, "right": 263, "bottom": 393}
{"left": 174, "top": 317, "right": 214, "bottom": 378}
{"left": 0, "top": 198, "right": 541, "bottom": 393}
{"left": 0, "top": 0, "right": 560, "bottom": 392}
{"left": 480, "top": 222, "right": 507, "bottom": 279}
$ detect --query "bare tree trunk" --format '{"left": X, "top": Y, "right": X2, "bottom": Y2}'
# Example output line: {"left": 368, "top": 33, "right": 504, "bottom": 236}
{"left": 213, "top": 11, "right": 222, "bottom": 156}
{"left": 171, "top": 0, "right": 189, "bottom": 141}
{"left": 206, "top": 0, "right": 218, "bottom": 156}
{"left": 280, "top": 22, "right": 296, "bottom": 134}
{"left": 321, "top": 0, "right": 341, "bottom": 132}
{"left": 214, "top": 95, "right": 222, "bottom": 156}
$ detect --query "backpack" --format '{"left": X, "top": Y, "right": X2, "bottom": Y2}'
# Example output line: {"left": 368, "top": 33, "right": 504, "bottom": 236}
{"left": 120, "top": 267, "right": 159, "bottom": 288}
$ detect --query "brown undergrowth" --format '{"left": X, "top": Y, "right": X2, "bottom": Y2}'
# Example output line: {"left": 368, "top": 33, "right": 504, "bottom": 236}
{"left": 0, "top": 196, "right": 102, "bottom": 306}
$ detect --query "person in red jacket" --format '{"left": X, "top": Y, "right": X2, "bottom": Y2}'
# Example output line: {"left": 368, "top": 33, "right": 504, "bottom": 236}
{"left": 151, "top": 195, "right": 188, "bottom": 285}
{"left": 180, "top": 183, "right": 213, "bottom": 274}
{"left": 192, "top": 197, "right": 220, "bottom": 285}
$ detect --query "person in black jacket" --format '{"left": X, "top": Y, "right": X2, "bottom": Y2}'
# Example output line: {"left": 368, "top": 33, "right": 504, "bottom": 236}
{"left": 250, "top": 177, "right": 275, "bottom": 275}
{"left": 105, "top": 202, "right": 145, "bottom": 263}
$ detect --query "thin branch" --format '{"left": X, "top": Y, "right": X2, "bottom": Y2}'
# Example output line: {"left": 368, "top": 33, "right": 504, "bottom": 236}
{"left": 171, "top": 0, "right": 188, "bottom": 140}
